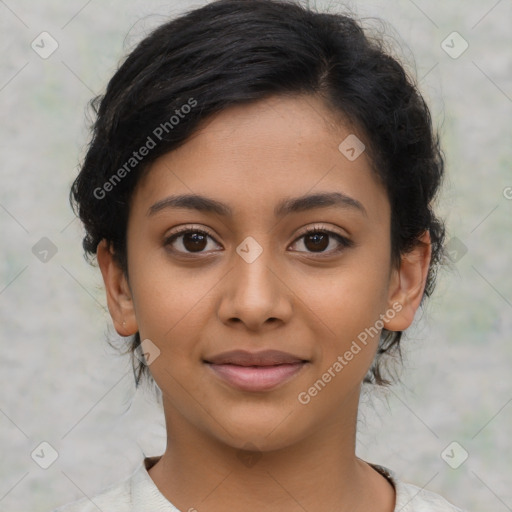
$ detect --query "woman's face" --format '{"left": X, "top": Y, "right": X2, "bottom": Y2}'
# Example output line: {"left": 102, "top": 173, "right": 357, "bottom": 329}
{"left": 104, "top": 95, "right": 420, "bottom": 451}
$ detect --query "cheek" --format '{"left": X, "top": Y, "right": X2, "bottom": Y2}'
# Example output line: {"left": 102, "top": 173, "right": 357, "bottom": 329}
{"left": 304, "top": 257, "right": 390, "bottom": 329}
{"left": 129, "top": 264, "right": 214, "bottom": 397}
{"left": 298, "top": 254, "right": 391, "bottom": 373}
{"left": 128, "top": 251, "right": 211, "bottom": 347}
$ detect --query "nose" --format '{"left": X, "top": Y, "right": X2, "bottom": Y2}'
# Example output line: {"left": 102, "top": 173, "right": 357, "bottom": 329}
{"left": 216, "top": 241, "right": 293, "bottom": 332}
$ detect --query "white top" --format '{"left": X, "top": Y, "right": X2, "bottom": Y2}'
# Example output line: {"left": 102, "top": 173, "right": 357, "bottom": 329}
{"left": 52, "top": 456, "right": 467, "bottom": 512}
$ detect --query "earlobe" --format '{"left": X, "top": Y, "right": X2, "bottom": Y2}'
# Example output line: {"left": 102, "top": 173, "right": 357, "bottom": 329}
{"left": 383, "top": 231, "right": 432, "bottom": 332}
{"left": 96, "top": 239, "right": 138, "bottom": 336}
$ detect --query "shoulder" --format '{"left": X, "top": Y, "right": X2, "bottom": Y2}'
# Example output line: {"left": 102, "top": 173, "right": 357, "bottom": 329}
{"left": 395, "top": 480, "right": 467, "bottom": 512}
{"left": 368, "top": 463, "right": 468, "bottom": 512}
{"left": 51, "top": 471, "right": 133, "bottom": 512}
{"left": 50, "top": 456, "right": 171, "bottom": 512}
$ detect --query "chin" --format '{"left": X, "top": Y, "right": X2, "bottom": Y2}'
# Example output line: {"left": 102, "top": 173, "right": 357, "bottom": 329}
{"left": 205, "top": 408, "right": 310, "bottom": 453}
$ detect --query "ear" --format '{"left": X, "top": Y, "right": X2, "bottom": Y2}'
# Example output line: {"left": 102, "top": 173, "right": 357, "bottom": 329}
{"left": 383, "top": 231, "right": 432, "bottom": 331}
{"left": 96, "top": 239, "right": 138, "bottom": 336}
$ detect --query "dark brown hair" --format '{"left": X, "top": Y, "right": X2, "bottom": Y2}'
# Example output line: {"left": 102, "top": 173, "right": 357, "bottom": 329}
{"left": 70, "top": 0, "right": 445, "bottom": 388}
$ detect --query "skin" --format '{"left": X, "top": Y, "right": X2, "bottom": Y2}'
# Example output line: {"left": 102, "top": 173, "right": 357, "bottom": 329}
{"left": 97, "top": 94, "right": 431, "bottom": 512}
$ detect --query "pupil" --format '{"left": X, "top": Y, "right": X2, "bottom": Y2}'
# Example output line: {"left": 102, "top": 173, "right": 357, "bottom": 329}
{"left": 184, "top": 233, "right": 206, "bottom": 252}
{"left": 306, "top": 233, "right": 328, "bottom": 252}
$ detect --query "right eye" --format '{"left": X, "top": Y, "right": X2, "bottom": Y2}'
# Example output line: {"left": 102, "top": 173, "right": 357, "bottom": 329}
{"left": 164, "top": 227, "right": 222, "bottom": 255}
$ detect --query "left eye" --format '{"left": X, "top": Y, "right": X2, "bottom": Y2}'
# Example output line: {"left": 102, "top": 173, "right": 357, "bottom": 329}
{"left": 290, "top": 228, "right": 353, "bottom": 255}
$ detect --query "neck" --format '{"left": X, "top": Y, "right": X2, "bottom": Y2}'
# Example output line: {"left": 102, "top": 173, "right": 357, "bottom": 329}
{"left": 147, "top": 388, "right": 395, "bottom": 512}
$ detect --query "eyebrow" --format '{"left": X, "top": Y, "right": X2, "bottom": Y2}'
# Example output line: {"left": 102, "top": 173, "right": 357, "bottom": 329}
{"left": 147, "top": 191, "right": 367, "bottom": 218}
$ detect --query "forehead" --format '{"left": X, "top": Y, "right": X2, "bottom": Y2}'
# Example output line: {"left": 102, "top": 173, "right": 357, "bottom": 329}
{"left": 131, "top": 94, "right": 389, "bottom": 225}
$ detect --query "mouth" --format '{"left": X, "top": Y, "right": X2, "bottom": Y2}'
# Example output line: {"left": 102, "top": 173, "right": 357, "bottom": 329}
{"left": 203, "top": 349, "right": 309, "bottom": 392}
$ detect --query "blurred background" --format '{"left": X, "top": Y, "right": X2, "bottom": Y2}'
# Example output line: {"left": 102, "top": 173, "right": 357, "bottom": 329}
{"left": 0, "top": 1, "right": 511, "bottom": 510}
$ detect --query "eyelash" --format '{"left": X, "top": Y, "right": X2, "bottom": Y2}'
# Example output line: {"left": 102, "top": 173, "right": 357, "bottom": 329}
{"left": 164, "top": 224, "right": 353, "bottom": 257}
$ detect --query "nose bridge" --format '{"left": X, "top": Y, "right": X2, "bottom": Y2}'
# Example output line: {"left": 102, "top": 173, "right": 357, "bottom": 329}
{"left": 233, "top": 233, "right": 279, "bottom": 300}
{"left": 217, "top": 233, "right": 292, "bottom": 328}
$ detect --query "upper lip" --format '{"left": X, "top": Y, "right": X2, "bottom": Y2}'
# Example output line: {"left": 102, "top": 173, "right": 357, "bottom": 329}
{"left": 204, "top": 349, "right": 308, "bottom": 366}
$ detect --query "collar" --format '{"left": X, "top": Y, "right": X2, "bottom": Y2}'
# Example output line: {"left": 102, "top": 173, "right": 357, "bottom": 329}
{"left": 131, "top": 455, "right": 411, "bottom": 511}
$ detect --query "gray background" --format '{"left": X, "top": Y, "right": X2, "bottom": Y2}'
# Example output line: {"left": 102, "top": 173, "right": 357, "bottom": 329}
{"left": 1, "top": 1, "right": 511, "bottom": 511}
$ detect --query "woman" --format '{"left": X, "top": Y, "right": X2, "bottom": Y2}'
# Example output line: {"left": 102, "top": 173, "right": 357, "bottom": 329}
{"left": 54, "top": 1, "right": 467, "bottom": 510}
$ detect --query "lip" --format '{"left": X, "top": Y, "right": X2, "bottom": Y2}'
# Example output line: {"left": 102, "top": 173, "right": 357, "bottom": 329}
{"left": 204, "top": 349, "right": 307, "bottom": 366}
{"left": 204, "top": 350, "right": 309, "bottom": 392}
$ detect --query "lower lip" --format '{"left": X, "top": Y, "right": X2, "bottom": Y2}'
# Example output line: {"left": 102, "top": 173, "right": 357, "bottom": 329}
{"left": 206, "top": 362, "right": 307, "bottom": 392}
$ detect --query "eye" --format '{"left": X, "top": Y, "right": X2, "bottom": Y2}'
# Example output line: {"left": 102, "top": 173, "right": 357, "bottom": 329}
{"left": 289, "top": 225, "right": 353, "bottom": 256}
{"left": 164, "top": 227, "right": 221, "bottom": 255}
{"left": 164, "top": 224, "right": 353, "bottom": 257}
